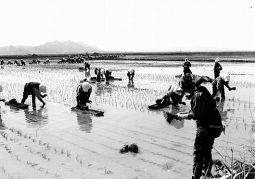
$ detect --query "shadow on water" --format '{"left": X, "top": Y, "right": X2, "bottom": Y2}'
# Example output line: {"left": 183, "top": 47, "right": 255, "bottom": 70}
{"left": 24, "top": 106, "right": 48, "bottom": 127}
{"left": 127, "top": 80, "right": 135, "bottom": 89}
{"left": 76, "top": 112, "right": 93, "bottom": 133}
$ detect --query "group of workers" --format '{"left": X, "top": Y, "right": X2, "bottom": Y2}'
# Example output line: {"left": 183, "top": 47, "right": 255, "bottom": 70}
{"left": 15, "top": 58, "right": 234, "bottom": 179}
{"left": 21, "top": 61, "right": 136, "bottom": 109}
{"left": 158, "top": 57, "right": 235, "bottom": 179}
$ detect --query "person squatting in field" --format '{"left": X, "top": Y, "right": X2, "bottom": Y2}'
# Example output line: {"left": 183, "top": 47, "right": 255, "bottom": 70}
{"left": 127, "top": 69, "right": 135, "bottom": 81}
{"left": 157, "top": 73, "right": 198, "bottom": 107}
{"left": 213, "top": 58, "right": 222, "bottom": 79}
{"left": 183, "top": 58, "right": 192, "bottom": 75}
{"left": 21, "top": 82, "right": 47, "bottom": 107}
{"left": 174, "top": 76, "right": 224, "bottom": 179}
{"left": 211, "top": 74, "right": 236, "bottom": 101}
{"left": 76, "top": 78, "right": 92, "bottom": 109}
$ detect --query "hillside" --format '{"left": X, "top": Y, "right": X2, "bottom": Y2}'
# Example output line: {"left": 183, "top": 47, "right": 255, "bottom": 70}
{"left": 0, "top": 41, "right": 103, "bottom": 55}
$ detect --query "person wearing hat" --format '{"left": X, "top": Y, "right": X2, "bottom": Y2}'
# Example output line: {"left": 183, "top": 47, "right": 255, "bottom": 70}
{"left": 76, "top": 79, "right": 92, "bottom": 109}
{"left": 127, "top": 69, "right": 135, "bottom": 81}
{"left": 211, "top": 74, "right": 236, "bottom": 101}
{"left": 213, "top": 58, "right": 222, "bottom": 79}
{"left": 170, "top": 76, "right": 223, "bottom": 179}
{"left": 156, "top": 73, "right": 195, "bottom": 107}
{"left": 21, "top": 82, "right": 47, "bottom": 107}
{"left": 183, "top": 58, "right": 192, "bottom": 75}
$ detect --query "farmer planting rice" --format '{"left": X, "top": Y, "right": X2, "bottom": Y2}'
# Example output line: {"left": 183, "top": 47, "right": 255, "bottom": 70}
{"left": 104, "top": 69, "right": 113, "bottom": 82}
{"left": 213, "top": 57, "right": 222, "bottom": 79}
{"left": 168, "top": 76, "right": 224, "bottom": 179}
{"left": 212, "top": 74, "right": 236, "bottom": 101}
{"left": 183, "top": 58, "right": 192, "bottom": 75}
{"left": 21, "top": 82, "right": 47, "bottom": 107}
{"left": 76, "top": 78, "right": 92, "bottom": 109}
{"left": 127, "top": 69, "right": 135, "bottom": 81}
{"left": 156, "top": 73, "right": 200, "bottom": 107}
{"left": 94, "top": 68, "right": 104, "bottom": 82}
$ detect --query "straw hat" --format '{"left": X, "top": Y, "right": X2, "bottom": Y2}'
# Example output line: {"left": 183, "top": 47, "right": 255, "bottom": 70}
{"left": 223, "top": 74, "right": 230, "bottom": 82}
{"left": 39, "top": 85, "right": 47, "bottom": 93}
{"left": 81, "top": 82, "right": 92, "bottom": 92}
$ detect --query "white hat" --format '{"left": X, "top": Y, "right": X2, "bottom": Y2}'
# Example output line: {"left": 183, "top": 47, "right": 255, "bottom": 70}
{"left": 81, "top": 82, "right": 92, "bottom": 92}
{"left": 39, "top": 85, "right": 47, "bottom": 93}
{"left": 223, "top": 74, "right": 230, "bottom": 82}
{"left": 215, "top": 58, "right": 219, "bottom": 62}
{"left": 185, "top": 58, "right": 188, "bottom": 61}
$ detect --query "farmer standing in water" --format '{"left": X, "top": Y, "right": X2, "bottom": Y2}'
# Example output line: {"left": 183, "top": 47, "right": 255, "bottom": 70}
{"left": 212, "top": 74, "right": 236, "bottom": 101}
{"left": 169, "top": 76, "right": 224, "bottom": 179}
{"left": 183, "top": 58, "right": 192, "bottom": 75}
{"left": 213, "top": 58, "right": 222, "bottom": 79}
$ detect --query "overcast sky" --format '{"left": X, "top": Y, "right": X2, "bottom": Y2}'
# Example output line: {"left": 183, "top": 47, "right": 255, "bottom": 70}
{"left": 0, "top": 0, "right": 254, "bottom": 52}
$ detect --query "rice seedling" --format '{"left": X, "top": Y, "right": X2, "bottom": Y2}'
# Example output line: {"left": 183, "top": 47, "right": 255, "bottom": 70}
{"left": 79, "top": 158, "right": 83, "bottom": 165}
{"left": 0, "top": 166, "right": 6, "bottom": 174}
{"left": 104, "top": 167, "right": 112, "bottom": 174}
{"left": 61, "top": 148, "right": 65, "bottom": 154}
{"left": 41, "top": 153, "right": 47, "bottom": 160}
{"left": 55, "top": 172, "right": 60, "bottom": 177}
{"left": 66, "top": 150, "right": 71, "bottom": 158}
{"left": 46, "top": 143, "right": 50, "bottom": 149}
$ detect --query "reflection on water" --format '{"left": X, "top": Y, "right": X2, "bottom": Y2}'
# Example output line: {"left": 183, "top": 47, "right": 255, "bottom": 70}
{"left": 0, "top": 114, "right": 6, "bottom": 129}
{"left": 76, "top": 112, "right": 93, "bottom": 133}
{"left": 24, "top": 106, "right": 48, "bottom": 127}
{"left": 127, "top": 80, "right": 135, "bottom": 89}
{"left": 163, "top": 107, "right": 185, "bottom": 129}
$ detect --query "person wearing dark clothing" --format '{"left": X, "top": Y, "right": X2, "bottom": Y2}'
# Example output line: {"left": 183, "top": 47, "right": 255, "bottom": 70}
{"left": 105, "top": 69, "right": 112, "bottom": 82}
{"left": 174, "top": 77, "right": 224, "bottom": 179}
{"left": 21, "top": 82, "right": 47, "bottom": 107}
{"left": 213, "top": 58, "right": 222, "bottom": 79}
{"left": 212, "top": 74, "right": 235, "bottom": 101}
{"left": 94, "top": 68, "right": 104, "bottom": 82}
{"left": 76, "top": 79, "right": 92, "bottom": 109}
{"left": 183, "top": 58, "right": 192, "bottom": 74}
{"left": 127, "top": 69, "right": 135, "bottom": 81}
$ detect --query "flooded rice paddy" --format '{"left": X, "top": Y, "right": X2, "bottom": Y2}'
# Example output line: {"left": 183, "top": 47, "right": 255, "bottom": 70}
{"left": 0, "top": 61, "right": 255, "bottom": 179}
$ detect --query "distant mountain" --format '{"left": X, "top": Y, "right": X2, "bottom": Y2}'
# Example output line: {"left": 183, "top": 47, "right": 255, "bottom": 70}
{"left": 0, "top": 41, "right": 103, "bottom": 55}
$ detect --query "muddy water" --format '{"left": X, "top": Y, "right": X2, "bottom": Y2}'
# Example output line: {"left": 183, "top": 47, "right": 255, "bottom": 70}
{"left": 0, "top": 61, "right": 255, "bottom": 179}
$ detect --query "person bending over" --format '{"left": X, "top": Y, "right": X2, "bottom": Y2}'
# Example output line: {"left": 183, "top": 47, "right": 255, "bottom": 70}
{"left": 127, "top": 69, "right": 135, "bottom": 81}
{"left": 76, "top": 79, "right": 92, "bottom": 109}
{"left": 21, "top": 82, "right": 47, "bottom": 107}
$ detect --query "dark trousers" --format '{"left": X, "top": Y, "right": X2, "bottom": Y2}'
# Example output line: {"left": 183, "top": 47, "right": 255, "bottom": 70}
{"left": 193, "top": 126, "right": 215, "bottom": 179}
{"left": 171, "top": 93, "right": 182, "bottom": 105}
{"left": 184, "top": 67, "right": 192, "bottom": 75}
{"left": 21, "top": 84, "right": 36, "bottom": 105}
{"left": 214, "top": 72, "right": 220, "bottom": 79}
{"left": 76, "top": 88, "right": 92, "bottom": 105}
{"left": 127, "top": 73, "right": 134, "bottom": 81}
